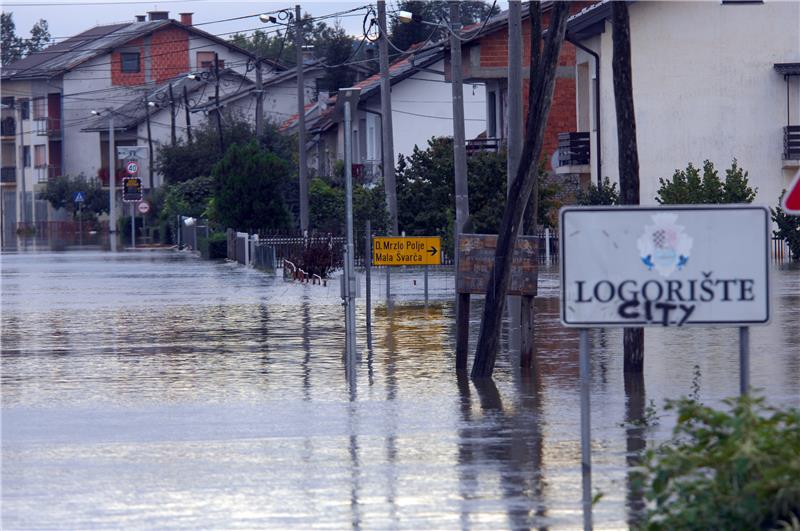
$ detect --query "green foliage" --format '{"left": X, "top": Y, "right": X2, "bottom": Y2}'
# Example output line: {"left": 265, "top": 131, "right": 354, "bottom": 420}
{"left": 198, "top": 232, "right": 227, "bottom": 260}
{"left": 638, "top": 395, "right": 800, "bottom": 530}
{"left": 2, "top": 13, "right": 50, "bottom": 65}
{"left": 160, "top": 175, "right": 214, "bottom": 224}
{"left": 390, "top": 1, "right": 499, "bottom": 53}
{"left": 656, "top": 159, "right": 757, "bottom": 205}
{"left": 156, "top": 116, "right": 293, "bottom": 185}
{"left": 37, "top": 174, "right": 107, "bottom": 221}
{"left": 309, "top": 177, "right": 389, "bottom": 237}
{"left": 771, "top": 190, "right": 800, "bottom": 259}
{"left": 396, "top": 137, "right": 557, "bottom": 254}
{"left": 212, "top": 141, "right": 292, "bottom": 232}
{"left": 577, "top": 176, "right": 620, "bottom": 206}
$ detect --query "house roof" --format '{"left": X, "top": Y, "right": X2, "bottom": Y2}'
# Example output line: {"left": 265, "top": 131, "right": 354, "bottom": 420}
{"left": 1, "top": 18, "right": 277, "bottom": 81}
{"left": 565, "top": 0, "right": 625, "bottom": 41}
{"left": 774, "top": 63, "right": 800, "bottom": 76}
{"left": 278, "top": 43, "right": 446, "bottom": 135}
{"left": 80, "top": 69, "right": 253, "bottom": 132}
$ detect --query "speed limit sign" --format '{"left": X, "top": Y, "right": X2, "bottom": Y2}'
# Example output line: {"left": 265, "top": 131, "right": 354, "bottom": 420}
{"left": 126, "top": 160, "right": 139, "bottom": 175}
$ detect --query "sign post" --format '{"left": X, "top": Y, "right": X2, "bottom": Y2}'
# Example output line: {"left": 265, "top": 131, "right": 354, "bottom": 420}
{"left": 73, "top": 191, "right": 85, "bottom": 245}
{"left": 122, "top": 161, "right": 142, "bottom": 248}
{"left": 560, "top": 205, "right": 771, "bottom": 530}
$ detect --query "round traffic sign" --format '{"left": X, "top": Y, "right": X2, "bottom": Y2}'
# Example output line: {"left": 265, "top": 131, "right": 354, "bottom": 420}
{"left": 126, "top": 160, "right": 139, "bottom": 175}
{"left": 137, "top": 201, "right": 150, "bottom": 214}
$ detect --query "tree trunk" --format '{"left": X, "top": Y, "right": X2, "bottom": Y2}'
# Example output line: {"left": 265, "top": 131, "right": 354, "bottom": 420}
{"left": 612, "top": 2, "right": 645, "bottom": 373}
{"left": 471, "top": 1, "right": 570, "bottom": 378}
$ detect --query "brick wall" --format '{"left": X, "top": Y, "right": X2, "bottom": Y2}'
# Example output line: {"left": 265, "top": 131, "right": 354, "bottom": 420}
{"left": 110, "top": 27, "right": 189, "bottom": 86}
{"left": 151, "top": 27, "right": 189, "bottom": 83}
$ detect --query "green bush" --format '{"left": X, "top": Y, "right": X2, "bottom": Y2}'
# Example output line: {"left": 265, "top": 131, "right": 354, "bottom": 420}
{"left": 198, "top": 232, "right": 227, "bottom": 260}
{"left": 638, "top": 395, "right": 800, "bottom": 530}
{"left": 577, "top": 176, "right": 619, "bottom": 206}
{"left": 771, "top": 191, "right": 800, "bottom": 260}
{"left": 656, "top": 159, "right": 757, "bottom": 204}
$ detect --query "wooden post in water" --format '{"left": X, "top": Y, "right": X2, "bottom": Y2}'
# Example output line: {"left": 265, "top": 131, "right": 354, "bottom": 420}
{"left": 365, "top": 220, "right": 372, "bottom": 335}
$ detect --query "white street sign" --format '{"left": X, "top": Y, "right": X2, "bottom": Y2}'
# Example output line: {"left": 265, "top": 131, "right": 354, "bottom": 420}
{"left": 560, "top": 206, "right": 770, "bottom": 327}
{"left": 137, "top": 201, "right": 150, "bottom": 214}
{"left": 116, "top": 146, "right": 149, "bottom": 160}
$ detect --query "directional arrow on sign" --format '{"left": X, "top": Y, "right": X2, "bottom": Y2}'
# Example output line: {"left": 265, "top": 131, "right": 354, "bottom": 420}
{"left": 428, "top": 246, "right": 438, "bottom": 256}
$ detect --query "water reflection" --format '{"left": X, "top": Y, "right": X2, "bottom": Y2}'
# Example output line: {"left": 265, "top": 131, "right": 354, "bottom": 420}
{"left": 1, "top": 251, "right": 798, "bottom": 529}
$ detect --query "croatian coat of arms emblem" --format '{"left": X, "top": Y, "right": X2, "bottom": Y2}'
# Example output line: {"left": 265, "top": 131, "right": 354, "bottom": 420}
{"left": 636, "top": 213, "right": 693, "bottom": 277}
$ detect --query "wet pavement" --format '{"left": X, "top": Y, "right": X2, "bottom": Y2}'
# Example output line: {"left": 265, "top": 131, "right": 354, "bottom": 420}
{"left": 1, "top": 248, "right": 798, "bottom": 529}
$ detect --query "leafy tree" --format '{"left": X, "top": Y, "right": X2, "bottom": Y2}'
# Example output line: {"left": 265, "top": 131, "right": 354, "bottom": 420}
{"left": 38, "top": 175, "right": 107, "bottom": 222}
{"left": 1, "top": 13, "right": 50, "bottom": 65}
{"left": 771, "top": 190, "right": 800, "bottom": 260}
{"left": 212, "top": 141, "right": 292, "bottom": 231}
{"left": 160, "top": 175, "right": 214, "bottom": 224}
{"left": 639, "top": 395, "right": 800, "bottom": 530}
{"left": 309, "top": 177, "right": 388, "bottom": 238}
{"left": 390, "top": 1, "right": 499, "bottom": 53}
{"left": 656, "top": 159, "right": 756, "bottom": 204}
{"left": 577, "top": 176, "right": 620, "bottom": 205}
{"left": 156, "top": 116, "right": 293, "bottom": 185}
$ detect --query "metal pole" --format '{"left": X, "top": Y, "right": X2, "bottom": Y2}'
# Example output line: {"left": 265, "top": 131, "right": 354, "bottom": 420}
{"left": 545, "top": 227, "right": 551, "bottom": 262}
{"left": 183, "top": 85, "right": 192, "bottom": 143}
{"left": 507, "top": 0, "right": 523, "bottom": 343}
{"left": 78, "top": 202, "right": 83, "bottom": 245}
{"left": 108, "top": 113, "right": 116, "bottom": 241}
{"left": 17, "top": 105, "right": 27, "bottom": 226}
{"left": 377, "top": 0, "right": 398, "bottom": 235}
{"left": 424, "top": 265, "right": 429, "bottom": 305}
{"left": 255, "top": 59, "right": 264, "bottom": 138}
{"left": 145, "top": 99, "right": 154, "bottom": 190}
{"left": 365, "top": 219, "right": 372, "bottom": 333}
{"left": 579, "top": 328, "right": 593, "bottom": 531}
{"left": 739, "top": 326, "right": 750, "bottom": 396}
{"left": 214, "top": 53, "right": 224, "bottom": 154}
{"left": 168, "top": 83, "right": 177, "bottom": 146}
{"left": 130, "top": 202, "right": 135, "bottom": 248}
{"left": 344, "top": 95, "right": 357, "bottom": 358}
{"left": 296, "top": 5, "right": 309, "bottom": 233}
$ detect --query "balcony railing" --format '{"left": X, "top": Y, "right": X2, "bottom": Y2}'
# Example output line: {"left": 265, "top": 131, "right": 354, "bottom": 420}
{"left": 33, "top": 164, "right": 62, "bottom": 183}
{"left": 558, "top": 132, "right": 590, "bottom": 167}
{"left": 466, "top": 137, "right": 502, "bottom": 156}
{"left": 1, "top": 166, "right": 15, "bottom": 183}
{"left": 784, "top": 126, "right": 800, "bottom": 160}
{"left": 1, "top": 117, "right": 16, "bottom": 137}
{"left": 34, "top": 116, "right": 61, "bottom": 136}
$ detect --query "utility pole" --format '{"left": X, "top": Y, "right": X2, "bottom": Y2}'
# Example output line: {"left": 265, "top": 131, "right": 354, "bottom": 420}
{"left": 183, "top": 85, "right": 192, "bottom": 143}
{"left": 295, "top": 4, "right": 309, "bottom": 234}
{"left": 108, "top": 112, "right": 117, "bottom": 238}
{"left": 145, "top": 99, "right": 154, "bottom": 189}
{"left": 17, "top": 104, "right": 27, "bottom": 225}
{"left": 255, "top": 60, "right": 264, "bottom": 138}
{"left": 168, "top": 83, "right": 177, "bottom": 146}
{"left": 378, "top": 0, "right": 398, "bottom": 235}
{"left": 214, "top": 53, "right": 224, "bottom": 154}
{"left": 343, "top": 89, "right": 360, "bottom": 359}
{"left": 450, "top": 0, "right": 471, "bottom": 369}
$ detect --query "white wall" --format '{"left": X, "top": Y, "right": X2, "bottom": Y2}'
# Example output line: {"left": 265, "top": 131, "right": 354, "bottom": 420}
{"left": 363, "top": 59, "right": 486, "bottom": 160}
{"left": 262, "top": 76, "right": 318, "bottom": 127}
{"left": 587, "top": 1, "right": 800, "bottom": 208}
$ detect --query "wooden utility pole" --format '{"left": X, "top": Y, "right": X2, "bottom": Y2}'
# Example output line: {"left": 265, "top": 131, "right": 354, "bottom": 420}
{"left": 612, "top": 1, "right": 644, "bottom": 373}
{"left": 295, "top": 4, "right": 309, "bottom": 234}
{"left": 255, "top": 60, "right": 264, "bottom": 138}
{"left": 168, "top": 83, "right": 177, "bottom": 146}
{"left": 378, "top": 0, "right": 398, "bottom": 235}
{"left": 144, "top": 99, "right": 154, "bottom": 190}
{"left": 471, "top": 1, "right": 570, "bottom": 378}
{"left": 450, "top": 0, "right": 471, "bottom": 370}
{"left": 183, "top": 84, "right": 192, "bottom": 143}
{"left": 17, "top": 104, "right": 27, "bottom": 225}
{"left": 214, "top": 53, "right": 224, "bottom": 154}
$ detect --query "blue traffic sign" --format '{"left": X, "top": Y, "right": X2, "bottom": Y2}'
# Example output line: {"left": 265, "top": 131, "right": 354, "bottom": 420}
{"left": 73, "top": 191, "right": 85, "bottom": 203}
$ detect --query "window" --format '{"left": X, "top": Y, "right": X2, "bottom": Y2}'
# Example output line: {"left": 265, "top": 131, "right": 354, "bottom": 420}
{"left": 19, "top": 99, "right": 30, "bottom": 120}
{"left": 197, "top": 51, "right": 222, "bottom": 69}
{"left": 120, "top": 52, "right": 140, "bottom": 73}
{"left": 1, "top": 96, "right": 14, "bottom": 107}
{"left": 21, "top": 146, "right": 31, "bottom": 167}
{"left": 34, "top": 145, "right": 46, "bottom": 167}
{"left": 32, "top": 98, "right": 46, "bottom": 120}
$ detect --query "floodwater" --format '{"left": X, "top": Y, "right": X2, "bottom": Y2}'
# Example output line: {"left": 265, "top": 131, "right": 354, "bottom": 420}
{"left": 1, "top": 248, "right": 798, "bottom": 529}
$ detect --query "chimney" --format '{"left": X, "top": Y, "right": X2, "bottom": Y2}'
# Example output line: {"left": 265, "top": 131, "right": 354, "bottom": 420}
{"left": 318, "top": 91, "right": 330, "bottom": 111}
{"left": 135, "top": 15, "right": 146, "bottom": 22}
{"left": 147, "top": 11, "right": 169, "bottom": 21}
{"left": 179, "top": 13, "right": 193, "bottom": 26}
{"left": 301, "top": 45, "right": 315, "bottom": 64}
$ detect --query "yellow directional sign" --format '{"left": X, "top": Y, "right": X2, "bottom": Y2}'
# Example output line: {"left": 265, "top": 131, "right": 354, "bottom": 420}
{"left": 372, "top": 236, "right": 441, "bottom": 266}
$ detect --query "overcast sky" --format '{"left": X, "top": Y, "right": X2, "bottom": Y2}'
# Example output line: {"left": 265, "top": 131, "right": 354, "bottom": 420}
{"left": 6, "top": 0, "right": 509, "bottom": 46}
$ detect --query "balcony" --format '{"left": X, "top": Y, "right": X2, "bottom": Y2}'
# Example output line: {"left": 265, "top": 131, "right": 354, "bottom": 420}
{"left": 783, "top": 126, "right": 800, "bottom": 168}
{"left": 466, "top": 137, "right": 502, "bottom": 156}
{"left": 555, "top": 132, "right": 591, "bottom": 175}
{"left": 1, "top": 117, "right": 15, "bottom": 139}
{"left": 1, "top": 166, "right": 15, "bottom": 184}
{"left": 34, "top": 164, "right": 62, "bottom": 184}
{"left": 34, "top": 117, "right": 61, "bottom": 137}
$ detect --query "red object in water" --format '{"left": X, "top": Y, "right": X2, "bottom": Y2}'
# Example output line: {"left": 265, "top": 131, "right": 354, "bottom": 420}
{"left": 784, "top": 171, "right": 800, "bottom": 215}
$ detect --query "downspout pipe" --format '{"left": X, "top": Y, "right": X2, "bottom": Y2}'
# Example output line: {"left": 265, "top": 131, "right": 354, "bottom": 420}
{"left": 566, "top": 34, "right": 602, "bottom": 187}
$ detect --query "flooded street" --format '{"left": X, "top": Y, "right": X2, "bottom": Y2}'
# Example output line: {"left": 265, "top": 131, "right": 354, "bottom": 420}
{"left": 2, "top": 249, "right": 798, "bottom": 529}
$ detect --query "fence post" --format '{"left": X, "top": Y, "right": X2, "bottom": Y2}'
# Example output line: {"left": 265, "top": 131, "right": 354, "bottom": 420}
{"left": 545, "top": 227, "right": 551, "bottom": 263}
{"left": 365, "top": 220, "right": 372, "bottom": 335}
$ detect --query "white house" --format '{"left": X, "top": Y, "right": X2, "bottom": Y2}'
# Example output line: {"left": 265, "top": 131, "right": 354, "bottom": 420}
{"left": 565, "top": 0, "right": 800, "bottom": 209}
